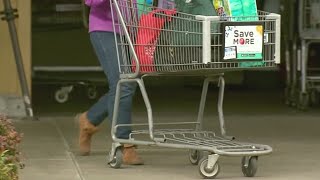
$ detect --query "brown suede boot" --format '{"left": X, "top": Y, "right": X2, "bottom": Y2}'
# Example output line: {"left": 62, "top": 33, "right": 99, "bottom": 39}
{"left": 122, "top": 144, "right": 144, "bottom": 165}
{"left": 78, "top": 112, "right": 99, "bottom": 156}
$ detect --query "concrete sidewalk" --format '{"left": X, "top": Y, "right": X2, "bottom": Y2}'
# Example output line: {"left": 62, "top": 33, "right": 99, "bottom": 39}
{"left": 15, "top": 89, "right": 320, "bottom": 180}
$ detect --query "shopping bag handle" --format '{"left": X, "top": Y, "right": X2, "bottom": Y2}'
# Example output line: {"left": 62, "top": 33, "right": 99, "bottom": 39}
{"left": 150, "top": 9, "right": 176, "bottom": 21}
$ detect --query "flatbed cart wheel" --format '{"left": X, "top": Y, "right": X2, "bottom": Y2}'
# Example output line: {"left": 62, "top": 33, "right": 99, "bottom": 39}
{"left": 189, "top": 150, "right": 203, "bottom": 165}
{"left": 198, "top": 157, "right": 220, "bottom": 179}
{"left": 55, "top": 89, "right": 69, "bottom": 103}
{"left": 87, "top": 86, "right": 98, "bottom": 100}
{"left": 241, "top": 156, "right": 258, "bottom": 177}
{"left": 109, "top": 148, "right": 123, "bottom": 169}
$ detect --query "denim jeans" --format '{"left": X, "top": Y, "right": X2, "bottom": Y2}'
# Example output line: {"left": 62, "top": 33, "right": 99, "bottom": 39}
{"left": 87, "top": 31, "right": 136, "bottom": 139}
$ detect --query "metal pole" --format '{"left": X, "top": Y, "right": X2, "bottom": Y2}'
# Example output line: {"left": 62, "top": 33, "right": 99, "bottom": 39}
{"left": 1, "top": 0, "right": 34, "bottom": 118}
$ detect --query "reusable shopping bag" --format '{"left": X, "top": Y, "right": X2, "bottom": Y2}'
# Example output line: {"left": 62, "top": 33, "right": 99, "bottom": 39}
{"left": 164, "top": 0, "right": 218, "bottom": 46}
{"left": 213, "top": 0, "right": 263, "bottom": 67}
{"left": 157, "top": 0, "right": 176, "bottom": 9}
{"left": 153, "top": 0, "right": 218, "bottom": 71}
{"left": 132, "top": 9, "right": 177, "bottom": 73}
{"left": 137, "top": 0, "right": 154, "bottom": 17}
{"left": 213, "top": 0, "right": 258, "bottom": 21}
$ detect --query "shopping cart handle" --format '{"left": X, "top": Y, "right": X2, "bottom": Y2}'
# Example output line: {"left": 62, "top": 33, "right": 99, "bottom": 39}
{"left": 195, "top": 15, "right": 220, "bottom": 21}
{"left": 153, "top": 11, "right": 166, "bottom": 17}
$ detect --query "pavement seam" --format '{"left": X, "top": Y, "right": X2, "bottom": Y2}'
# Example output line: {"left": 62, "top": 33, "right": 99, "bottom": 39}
{"left": 52, "top": 120, "right": 85, "bottom": 180}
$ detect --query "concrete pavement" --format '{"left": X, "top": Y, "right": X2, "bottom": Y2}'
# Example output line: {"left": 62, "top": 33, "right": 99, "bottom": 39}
{"left": 14, "top": 88, "right": 320, "bottom": 180}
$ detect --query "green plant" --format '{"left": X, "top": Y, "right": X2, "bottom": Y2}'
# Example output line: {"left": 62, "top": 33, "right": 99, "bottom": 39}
{"left": 0, "top": 150, "right": 18, "bottom": 180}
{"left": 0, "top": 114, "right": 23, "bottom": 180}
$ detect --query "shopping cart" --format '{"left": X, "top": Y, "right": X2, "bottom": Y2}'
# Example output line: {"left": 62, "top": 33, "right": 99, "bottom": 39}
{"left": 280, "top": 0, "right": 300, "bottom": 107}
{"left": 107, "top": 0, "right": 280, "bottom": 178}
{"left": 296, "top": 0, "right": 320, "bottom": 109}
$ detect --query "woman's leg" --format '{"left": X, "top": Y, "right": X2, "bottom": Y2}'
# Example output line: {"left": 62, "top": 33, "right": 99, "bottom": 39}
{"left": 80, "top": 32, "right": 143, "bottom": 164}
{"left": 87, "top": 31, "right": 136, "bottom": 139}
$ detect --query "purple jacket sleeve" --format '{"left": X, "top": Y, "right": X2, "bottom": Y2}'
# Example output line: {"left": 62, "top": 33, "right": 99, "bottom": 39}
{"left": 85, "top": 0, "right": 109, "bottom": 7}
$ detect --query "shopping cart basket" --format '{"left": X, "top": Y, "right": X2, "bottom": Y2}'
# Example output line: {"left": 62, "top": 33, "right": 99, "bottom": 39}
{"left": 107, "top": 0, "right": 280, "bottom": 178}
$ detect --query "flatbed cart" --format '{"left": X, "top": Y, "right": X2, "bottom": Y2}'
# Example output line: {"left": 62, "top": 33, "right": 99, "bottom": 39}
{"left": 107, "top": 0, "right": 280, "bottom": 178}
{"left": 31, "top": 1, "right": 106, "bottom": 104}
{"left": 32, "top": 66, "right": 105, "bottom": 103}
{"left": 296, "top": 0, "right": 320, "bottom": 109}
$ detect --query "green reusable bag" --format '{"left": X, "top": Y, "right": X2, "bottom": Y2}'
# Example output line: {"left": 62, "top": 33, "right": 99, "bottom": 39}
{"left": 175, "top": 0, "right": 218, "bottom": 16}
{"left": 153, "top": 0, "right": 218, "bottom": 72}
{"left": 213, "top": 0, "right": 258, "bottom": 21}
{"left": 214, "top": 0, "right": 263, "bottom": 67}
{"left": 164, "top": 0, "right": 218, "bottom": 46}
{"left": 137, "top": 0, "right": 154, "bottom": 17}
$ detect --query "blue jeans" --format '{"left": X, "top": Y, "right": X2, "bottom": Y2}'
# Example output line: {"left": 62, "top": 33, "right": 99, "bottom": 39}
{"left": 87, "top": 31, "right": 136, "bottom": 139}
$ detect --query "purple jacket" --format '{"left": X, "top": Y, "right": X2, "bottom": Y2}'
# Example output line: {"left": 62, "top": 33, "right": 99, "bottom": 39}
{"left": 85, "top": 0, "right": 116, "bottom": 32}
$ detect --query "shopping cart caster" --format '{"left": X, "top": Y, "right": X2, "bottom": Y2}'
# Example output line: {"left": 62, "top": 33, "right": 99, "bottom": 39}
{"left": 310, "top": 90, "right": 319, "bottom": 106}
{"left": 298, "top": 92, "right": 309, "bottom": 110}
{"left": 198, "top": 154, "right": 220, "bottom": 179}
{"left": 284, "top": 87, "right": 291, "bottom": 106}
{"left": 289, "top": 100, "right": 297, "bottom": 107}
{"left": 288, "top": 88, "right": 299, "bottom": 107}
{"left": 54, "top": 86, "right": 73, "bottom": 103}
{"left": 189, "top": 150, "right": 203, "bottom": 165}
{"left": 108, "top": 147, "right": 123, "bottom": 169}
{"left": 241, "top": 156, "right": 258, "bottom": 177}
{"left": 87, "top": 86, "right": 98, "bottom": 100}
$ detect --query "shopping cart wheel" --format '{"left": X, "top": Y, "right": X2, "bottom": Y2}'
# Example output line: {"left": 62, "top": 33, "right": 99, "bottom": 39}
{"left": 288, "top": 88, "right": 298, "bottom": 107}
{"left": 198, "top": 157, "right": 220, "bottom": 179}
{"left": 310, "top": 90, "right": 319, "bottom": 106}
{"left": 109, "top": 148, "right": 123, "bottom": 169}
{"left": 55, "top": 89, "right": 69, "bottom": 103}
{"left": 241, "top": 156, "right": 258, "bottom": 177}
{"left": 284, "top": 87, "right": 291, "bottom": 106}
{"left": 87, "top": 86, "right": 98, "bottom": 100}
{"left": 189, "top": 150, "right": 203, "bottom": 165}
{"left": 298, "top": 92, "right": 309, "bottom": 110}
